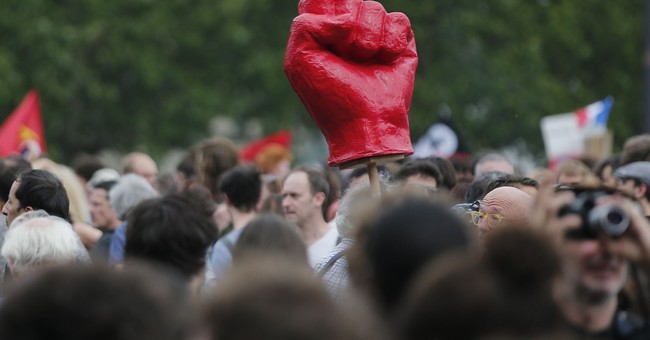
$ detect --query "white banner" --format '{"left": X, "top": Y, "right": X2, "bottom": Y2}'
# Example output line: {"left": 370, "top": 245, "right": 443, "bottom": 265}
{"left": 540, "top": 113, "right": 584, "bottom": 160}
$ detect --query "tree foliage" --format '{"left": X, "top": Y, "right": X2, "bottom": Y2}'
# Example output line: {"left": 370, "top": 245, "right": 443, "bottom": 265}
{"left": 0, "top": 0, "right": 644, "bottom": 162}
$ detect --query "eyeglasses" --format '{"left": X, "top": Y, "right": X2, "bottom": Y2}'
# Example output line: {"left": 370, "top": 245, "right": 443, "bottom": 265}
{"left": 470, "top": 211, "right": 505, "bottom": 227}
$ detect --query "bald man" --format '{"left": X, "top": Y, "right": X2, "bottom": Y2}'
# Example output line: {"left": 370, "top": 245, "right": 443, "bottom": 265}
{"left": 473, "top": 186, "right": 533, "bottom": 240}
{"left": 122, "top": 152, "right": 158, "bottom": 189}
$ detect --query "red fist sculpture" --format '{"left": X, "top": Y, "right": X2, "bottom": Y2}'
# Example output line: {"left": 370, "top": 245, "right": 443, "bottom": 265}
{"left": 284, "top": 0, "right": 418, "bottom": 167}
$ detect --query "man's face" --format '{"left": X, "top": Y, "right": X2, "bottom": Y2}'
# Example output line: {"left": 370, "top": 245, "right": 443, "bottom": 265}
{"left": 282, "top": 172, "right": 320, "bottom": 227}
{"left": 601, "top": 165, "right": 617, "bottom": 188}
{"left": 2, "top": 180, "right": 25, "bottom": 227}
{"left": 476, "top": 187, "right": 531, "bottom": 240}
{"left": 617, "top": 179, "right": 640, "bottom": 199}
{"left": 563, "top": 238, "right": 628, "bottom": 302}
{"left": 404, "top": 174, "right": 437, "bottom": 190}
{"left": 89, "top": 188, "right": 119, "bottom": 228}
{"left": 476, "top": 201, "right": 504, "bottom": 240}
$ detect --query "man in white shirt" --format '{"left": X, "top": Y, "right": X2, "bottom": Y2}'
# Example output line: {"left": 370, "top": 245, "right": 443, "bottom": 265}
{"left": 282, "top": 167, "right": 338, "bottom": 267}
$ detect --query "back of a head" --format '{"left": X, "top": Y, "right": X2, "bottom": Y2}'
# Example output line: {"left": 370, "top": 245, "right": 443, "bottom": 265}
{"left": 397, "top": 228, "right": 562, "bottom": 340}
{"left": 109, "top": 174, "right": 158, "bottom": 219}
{"left": 1, "top": 212, "right": 88, "bottom": 276}
{"left": 15, "top": 169, "right": 70, "bottom": 222}
{"left": 555, "top": 159, "right": 594, "bottom": 185}
{"left": 33, "top": 158, "right": 91, "bottom": 224}
{"left": 220, "top": 165, "right": 262, "bottom": 212}
{"left": 0, "top": 266, "right": 192, "bottom": 340}
{"left": 70, "top": 154, "right": 105, "bottom": 182}
{"left": 621, "top": 134, "right": 650, "bottom": 165}
{"left": 125, "top": 193, "right": 218, "bottom": 279}
{"left": 335, "top": 183, "right": 374, "bottom": 238}
{"left": 196, "top": 137, "right": 240, "bottom": 200}
{"left": 350, "top": 196, "right": 470, "bottom": 314}
{"left": 203, "top": 257, "right": 366, "bottom": 340}
{"left": 255, "top": 144, "right": 293, "bottom": 175}
{"left": 428, "top": 156, "right": 457, "bottom": 190}
{"left": 395, "top": 159, "right": 443, "bottom": 187}
{"left": 232, "top": 213, "right": 308, "bottom": 266}
{"left": 0, "top": 157, "right": 31, "bottom": 204}
{"left": 121, "top": 152, "right": 155, "bottom": 174}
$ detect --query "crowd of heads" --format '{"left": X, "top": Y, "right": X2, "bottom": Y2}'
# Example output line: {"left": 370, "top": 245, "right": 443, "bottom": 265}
{"left": 2, "top": 132, "right": 650, "bottom": 339}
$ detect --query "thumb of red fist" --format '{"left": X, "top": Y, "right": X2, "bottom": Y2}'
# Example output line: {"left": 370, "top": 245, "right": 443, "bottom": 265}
{"left": 284, "top": 0, "right": 418, "bottom": 166}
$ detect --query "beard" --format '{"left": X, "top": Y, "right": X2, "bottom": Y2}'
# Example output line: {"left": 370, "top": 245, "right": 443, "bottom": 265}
{"left": 572, "top": 255, "right": 627, "bottom": 305}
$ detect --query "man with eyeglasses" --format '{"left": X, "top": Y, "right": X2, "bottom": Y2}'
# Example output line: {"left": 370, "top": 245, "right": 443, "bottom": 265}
{"left": 472, "top": 186, "right": 533, "bottom": 240}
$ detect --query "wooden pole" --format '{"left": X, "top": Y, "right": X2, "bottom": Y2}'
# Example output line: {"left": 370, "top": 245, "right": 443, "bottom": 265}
{"left": 367, "top": 162, "right": 380, "bottom": 196}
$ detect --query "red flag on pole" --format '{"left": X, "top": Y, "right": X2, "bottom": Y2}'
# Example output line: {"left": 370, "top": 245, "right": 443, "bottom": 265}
{"left": 0, "top": 90, "right": 47, "bottom": 157}
{"left": 240, "top": 130, "right": 292, "bottom": 162}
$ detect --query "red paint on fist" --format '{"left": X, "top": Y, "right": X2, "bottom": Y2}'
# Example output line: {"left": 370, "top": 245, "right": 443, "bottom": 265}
{"left": 284, "top": 0, "right": 418, "bottom": 166}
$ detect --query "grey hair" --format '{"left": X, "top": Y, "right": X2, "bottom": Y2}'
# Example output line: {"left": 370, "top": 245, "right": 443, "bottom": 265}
{"left": 1, "top": 211, "right": 90, "bottom": 275}
{"left": 109, "top": 174, "right": 159, "bottom": 219}
{"left": 474, "top": 153, "right": 513, "bottom": 174}
{"left": 335, "top": 170, "right": 394, "bottom": 237}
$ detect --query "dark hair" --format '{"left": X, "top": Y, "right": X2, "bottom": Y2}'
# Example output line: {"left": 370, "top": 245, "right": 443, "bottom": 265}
{"left": 427, "top": 156, "right": 457, "bottom": 190}
{"left": 70, "top": 154, "right": 104, "bottom": 182}
{"left": 126, "top": 193, "right": 218, "bottom": 278}
{"left": 197, "top": 138, "right": 240, "bottom": 201}
{"left": 220, "top": 165, "right": 262, "bottom": 212}
{"left": 483, "top": 175, "right": 538, "bottom": 196}
{"left": 176, "top": 153, "right": 196, "bottom": 179}
{"left": 350, "top": 197, "right": 470, "bottom": 314}
{"left": 15, "top": 169, "right": 70, "bottom": 222}
{"left": 464, "top": 171, "right": 507, "bottom": 203}
{"left": 594, "top": 154, "right": 621, "bottom": 181}
{"left": 203, "top": 257, "right": 367, "bottom": 340}
{"left": 0, "top": 266, "right": 192, "bottom": 340}
{"left": 233, "top": 214, "right": 308, "bottom": 265}
{"left": 260, "top": 193, "right": 284, "bottom": 215}
{"left": 93, "top": 180, "right": 117, "bottom": 194}
{"left": 397, "top": 228, "right": 562, "bottom": 339}
{"left": 0, "top": 156, "right": 32, "bottom": 203}
{"left": 291, "top": 167, "right": 330, "bottom": 218}
{"left": 395, "top": 159, "right": 443, "bottom": 186}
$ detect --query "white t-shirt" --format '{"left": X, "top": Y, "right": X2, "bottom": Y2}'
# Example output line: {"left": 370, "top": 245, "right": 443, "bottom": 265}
{"left": 307, "top": 221, "right": 339, "bottom": 267}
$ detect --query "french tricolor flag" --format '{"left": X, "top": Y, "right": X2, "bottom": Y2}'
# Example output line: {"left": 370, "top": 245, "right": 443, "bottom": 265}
{"left": 575, "top": 96, "right": 614, "bottom": 131}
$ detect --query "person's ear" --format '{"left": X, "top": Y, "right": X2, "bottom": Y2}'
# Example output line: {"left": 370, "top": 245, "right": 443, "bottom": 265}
{"left": 23, "top": 206, "right": 34, "bottom": 213}
{"left": 313, "top": 192, "right": 326, "bottom": 207}
{"left": 223, "top": 194, "right": 232, "bottom": 207}
{"left": 637, "top": 183, "right": 648, "bottom": 200}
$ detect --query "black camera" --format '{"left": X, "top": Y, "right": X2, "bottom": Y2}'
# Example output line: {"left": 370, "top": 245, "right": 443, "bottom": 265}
{"left": 558, "top": 189, "right": 629, "bottom": 239}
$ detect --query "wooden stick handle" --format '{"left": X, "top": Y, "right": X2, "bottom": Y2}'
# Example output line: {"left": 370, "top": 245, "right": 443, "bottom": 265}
{"left": 367, "top": 162, "right": 380, "bottom": 196}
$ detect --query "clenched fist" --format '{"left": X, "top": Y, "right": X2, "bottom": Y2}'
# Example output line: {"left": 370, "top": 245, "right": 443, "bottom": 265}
{"left": 284, "top": 0, "right": 418, "bottom": 166}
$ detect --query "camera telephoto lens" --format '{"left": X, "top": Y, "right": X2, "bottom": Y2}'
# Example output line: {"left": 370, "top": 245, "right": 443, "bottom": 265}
{"left": 587, "top": 205, "right": 629, "bottom": 238}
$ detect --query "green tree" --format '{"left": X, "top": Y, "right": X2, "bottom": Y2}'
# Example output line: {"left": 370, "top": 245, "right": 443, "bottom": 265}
{"left": 0, "top": 0, "right": 644, "bottom": 163}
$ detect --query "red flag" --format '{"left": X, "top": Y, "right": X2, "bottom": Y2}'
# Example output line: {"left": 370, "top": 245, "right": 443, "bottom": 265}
{"left": 240, "top": 130, "right": 292, "bottom": 162}
{"left": 0, "top": 90, "right": 47, "bottom": 157}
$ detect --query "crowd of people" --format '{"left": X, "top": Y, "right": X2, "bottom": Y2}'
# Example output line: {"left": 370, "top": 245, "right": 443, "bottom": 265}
{"left": 2, "top": 133, "right": 650, "bottom": 339}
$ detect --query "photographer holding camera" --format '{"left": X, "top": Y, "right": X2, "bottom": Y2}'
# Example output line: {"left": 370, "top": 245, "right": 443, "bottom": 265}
{"left": 533, "top": 178, "right": 650, "bottom": 339}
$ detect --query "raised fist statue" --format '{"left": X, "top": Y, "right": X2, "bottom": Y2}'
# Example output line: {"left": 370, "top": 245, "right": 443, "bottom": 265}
{"left": 284, "top": 0, "right": 418, "bottom": 166}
